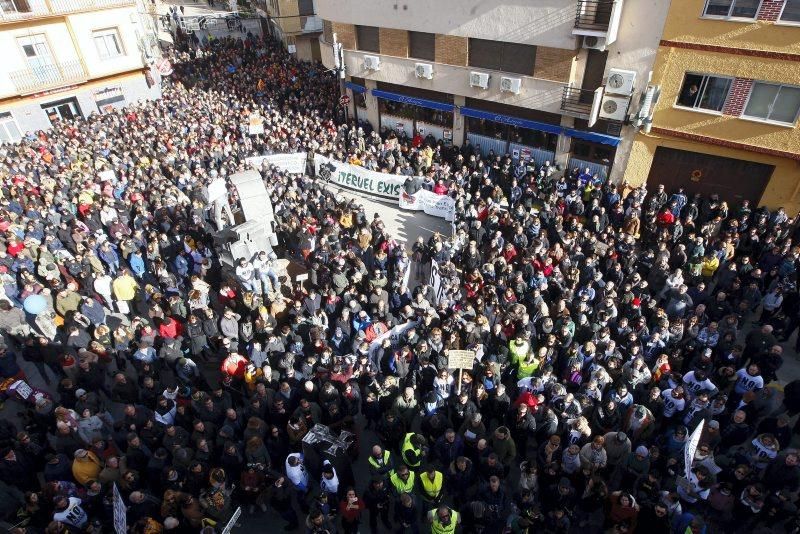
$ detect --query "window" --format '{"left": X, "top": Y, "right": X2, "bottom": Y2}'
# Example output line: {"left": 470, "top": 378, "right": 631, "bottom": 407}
{"left": 780, "top": 0, "right": 800, "bottom": 22}
{"left": 409, "top": 31, "right": 435, "bottom": 61}
{"left": 0, "top": 0, "right": 32, "bottom": 14}
{"left": 355, "top": 25, "right": 379, "bottom": 53}
{"left": 93, "top": 28, "right": 123, "bottom": 60}
{"left": 702, "top": 0, "right": 760, "bottom": 18}
{"left": 298, "top": 0, "right": 314, "bottom": 16}
{"left": 468, "top": 38, "right": 536, "bottom": 76}
{"left": 743, "top": 82, "right": 800, "bottom": 124}
{"left": 676, "top": 73, "right": 732, "bottom": 112}
{"left": 0, "top": 112, "right": 22, "bottom": 144}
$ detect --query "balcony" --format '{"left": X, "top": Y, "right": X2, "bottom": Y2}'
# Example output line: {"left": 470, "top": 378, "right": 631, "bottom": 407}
{"left": 300, "top": 14, "right": 322, "bottom": 33}
{"left": 560, "top": 85, "right": 596, "bottom": 118}
{"left": 9, "top": 60, "right": 88, "bottom": 95}
{"left": 574, "top": 0, "right": 614, "bottom": 31}
{"left": 0, "top": 0, "right": 134, "bottom": 22}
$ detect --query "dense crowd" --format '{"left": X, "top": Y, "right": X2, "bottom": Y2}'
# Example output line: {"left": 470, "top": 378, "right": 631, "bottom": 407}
{"left": 1, "top": 30, "right": 800, "bottom": 534}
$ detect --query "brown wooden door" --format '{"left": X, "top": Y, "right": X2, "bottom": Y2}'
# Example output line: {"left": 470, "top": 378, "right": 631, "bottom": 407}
{"left": 647, "top": 147, "right": 773, "bottom": 204}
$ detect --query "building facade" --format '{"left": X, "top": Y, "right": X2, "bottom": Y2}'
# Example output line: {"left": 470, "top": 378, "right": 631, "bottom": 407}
{"left": 316, "top": 0, "right": 672, "bottom": 183}
{"left": 0, "top": 0, "right": 161, "bottom": 142}
{"left": 623, "top": 0, "right": 800, "bottom": 212}
{"left": 254, "top": 0, "right": 322, "bottom": 62}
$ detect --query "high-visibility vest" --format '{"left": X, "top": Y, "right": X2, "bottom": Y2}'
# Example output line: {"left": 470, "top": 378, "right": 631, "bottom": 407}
{"left": 517, "top": 358, "right": 540, "bottom": 378}
{"left": 390, "top": 471, "right": 415, "bottom": 494}
{"left": 430, "top": 509, "right": 459, "bottom": 534}
{"left": 420, "top": 471, "right": 443, "bottom": 499}
{"left": 401, "top": 433, "right": 421, "bottom": 468}
{"left": 368, "top": 450, "right": 392, "bottom": 474}
{"left": 509, "top": 341, "right": 529, "bottom": 365}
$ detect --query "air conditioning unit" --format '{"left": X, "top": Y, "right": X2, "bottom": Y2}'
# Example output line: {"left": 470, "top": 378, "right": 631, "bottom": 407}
{"left": 415, "top": 62, "right": 433, "bottom": 79}
{"left": 583, "top": 35, "right": 607, "bottom": 51}
{"left": 469, "top": 71, "right": 490, "bottom": 89}
{"left": 599, "top": 94, "right": 629, "bottom": 121}
{"left": 363, "top": 55, "right": 381, "bottom": 71}
{"left": 500, "top": 76, "right": 522, "bottom": 94}
{"left": 605, "top": 68, "right": 636, "bottom": 96}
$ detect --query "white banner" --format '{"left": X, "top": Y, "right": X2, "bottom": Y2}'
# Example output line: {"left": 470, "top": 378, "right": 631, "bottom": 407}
{"left": 113, "top": 483, "right": 126, "bottom": 534}
{"left": 684, "top": 419, "right": 705, "bottom": 479}
{"left": 314, "top": 155, "right": 405, "bottom": 200}
{"left": 246, "top": 152, "right": 307, "bottom": 174}
{"left": 368, "top": 320, "right": 418, "bottom": 363}
{"left": 398, "top": 190, "right": 456, "bottom": 221}
{"left": 207, "top": 177, "right": 228, "bottom": 203}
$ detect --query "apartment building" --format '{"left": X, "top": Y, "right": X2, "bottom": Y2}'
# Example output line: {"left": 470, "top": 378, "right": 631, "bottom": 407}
{"left": 622, "top": 0, "right": 800, "bottom": 211}
{"left": 315, "top": 0, "right": 671, "bottom": 182}
{"left": 0, "top": 0, "right": 161, "bottom": 142}
{"left": 254, "top": 0, "right": 322, "bottom": 62}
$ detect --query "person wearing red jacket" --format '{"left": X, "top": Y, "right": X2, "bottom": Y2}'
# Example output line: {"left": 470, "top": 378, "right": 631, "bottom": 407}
{"left": 339, "top": 487, "right": 366, "bottom": 534}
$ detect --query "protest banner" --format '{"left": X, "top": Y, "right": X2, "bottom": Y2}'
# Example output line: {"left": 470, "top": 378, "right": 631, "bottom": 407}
{"left": 246, "top": 152, "right": 307, "bottom": 174}
{"left": 429, "top": 260, "right": 445, "bottom": 305}
{"left": 368, "top": 320, "right": 418, "bottom": 362}
{"left": 684, "top": 420, "right": 705, "bottom": 479}
{"left": 314, "top": 155, "right": 405, "bottom": 200}
{"left": 398, "top": 190, "right": 456, "bottom": 221}
{"left": 113, "top": 483, "right": 126, "bottom": 534}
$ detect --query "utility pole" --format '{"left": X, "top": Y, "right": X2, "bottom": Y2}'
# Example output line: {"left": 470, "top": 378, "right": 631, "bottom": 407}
{"left": 332, "top": 32, "right": 348, "bottom": 122}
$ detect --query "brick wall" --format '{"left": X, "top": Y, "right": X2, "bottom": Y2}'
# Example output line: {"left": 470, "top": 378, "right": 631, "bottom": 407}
{"left": 534, "top": 47, "right": 575, "bottom": 82}
{"left": 331, "top": 22, "right": 356, "bottom": 49}
{"left": 434, "top": 35, "right": 468, "bottom": 66}
{"left": 379, "top": 28, "right": 408, "bottom": 57}
{"left": 722, "top": 78, "right": 754, "bottom": 116}
{"left": 757, "top": 0, "right": 785, "bottom": 21}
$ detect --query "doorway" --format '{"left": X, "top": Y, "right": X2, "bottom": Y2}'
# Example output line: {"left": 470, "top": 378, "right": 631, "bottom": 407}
{"left": 42, "top": 97, "right": 82, "bottom": 123}
{"left": 647, "top": 146, "right": 773, "bottom": 204}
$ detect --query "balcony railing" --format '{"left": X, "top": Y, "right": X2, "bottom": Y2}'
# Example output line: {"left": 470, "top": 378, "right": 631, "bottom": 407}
{"left": 9, "top": 60, "right": 88, "bottom": 94}
{"left": 574, "top": 0, "right": 615, "bottom": 31}
{"left": 0, "top": 0, "right": 134, "bottom": 21}
{"left": 561, "top": 86, "right": 595, "bottom": 117}
{"left": 300, "top": 14, "right": 322, "bottom": 33}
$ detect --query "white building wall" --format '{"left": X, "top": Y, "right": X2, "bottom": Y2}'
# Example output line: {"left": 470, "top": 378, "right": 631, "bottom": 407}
{"left": 317, "top": 0, "right": 578, "bottom": 49}
{"left": 67, "top": 7, "right": 147, "bottom": 79}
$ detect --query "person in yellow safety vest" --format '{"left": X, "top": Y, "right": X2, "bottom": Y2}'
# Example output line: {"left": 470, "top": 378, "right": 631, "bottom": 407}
{"left": 389, "top": 465, "right": 416, "bottom": 495}
{"left": 428, "top": 505, "right": 460, "bottom": 534}
{"left": 418, "top": 465, "right": 444, "bottom": 504}
{"left": 367, "top": 445, "right": 395, "bottom": 479}
{"left": 508, "top": 335, "right": 530, "bottom": 366}
{"left": 516, "top": 351, "right": 541, "bottom": 379}
{"left": 401, "top": 433, "right": 426, "bottom": 469}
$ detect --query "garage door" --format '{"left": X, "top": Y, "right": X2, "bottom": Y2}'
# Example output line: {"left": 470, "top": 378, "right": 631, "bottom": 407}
{"left": 647, "top": 147, "right": 773, "bottom": 205}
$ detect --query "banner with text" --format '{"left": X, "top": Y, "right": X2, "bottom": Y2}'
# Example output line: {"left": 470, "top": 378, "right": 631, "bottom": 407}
{"left": 314, "top": 155, "right": 406, "bottom": 200}
{"left": 398, "top": 190, "right": 456, "bottom": 221}
{"left": 246, "top": 152, "right": 307, "bottom": 174}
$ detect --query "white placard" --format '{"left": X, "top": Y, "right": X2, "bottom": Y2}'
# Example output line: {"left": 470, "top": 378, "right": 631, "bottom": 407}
{"left": 207, "top": 178, "right": 228, "bottom": 203}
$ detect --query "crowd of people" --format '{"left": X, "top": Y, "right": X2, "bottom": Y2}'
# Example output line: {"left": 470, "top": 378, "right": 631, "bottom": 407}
{"left": 0, "top": 28, "right": 800, "bottom": 534}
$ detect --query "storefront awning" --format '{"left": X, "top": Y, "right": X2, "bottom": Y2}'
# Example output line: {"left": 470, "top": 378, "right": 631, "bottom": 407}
{"left": 371, "top": 89, "right": 454, "bottom": 113}
{"left": 345, "top": 81, "right": 366, "bottom": 94}
{"left": 563, "top": 128, "right": 621, "bottom": 147}
{"left": 458, "top": 106, "right": 562, "bottom": 136}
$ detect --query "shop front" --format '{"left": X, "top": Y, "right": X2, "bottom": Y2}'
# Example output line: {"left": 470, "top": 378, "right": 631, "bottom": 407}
{"left": 564, "top": 128, "right": 620, "bottom": 180}
{"left": 460, "top": 106, "right": 560, "bottom": 168}
{"left": 373, "top": 84, "right": 454, "bottom": 143}
{"left": 345, "top": 80, "right": 369, "bottom": 125}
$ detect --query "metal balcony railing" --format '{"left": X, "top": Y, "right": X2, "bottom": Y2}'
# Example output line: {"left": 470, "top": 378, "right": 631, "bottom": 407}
{"left": 574, "top": 0, "right": 615, "bottom": 31}
{"left": 9, "top": 60, "right": 88, "bottom": 94}
{"left": 561, "top": 86, "right": 595, "bottom": 117}
{"left": 0, "top": 0, "right": 134, "bottom": 21}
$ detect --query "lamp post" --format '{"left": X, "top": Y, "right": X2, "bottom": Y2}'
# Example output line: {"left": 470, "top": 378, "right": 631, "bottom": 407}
{"left": 332, "top": 32, "right": 347, "bottom": 122}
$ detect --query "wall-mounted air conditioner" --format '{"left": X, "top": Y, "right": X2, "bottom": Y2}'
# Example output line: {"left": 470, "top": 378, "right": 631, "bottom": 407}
{"left": 415, "top": 63, "right": 433, "bottom": 79}
{"left": 469, "top": 71, "right": 490, "bottom": 89}
{"left": 363, "top": 55, "right": 381, "bottom": 70}
{"left": 500, "top": 76, "right": 521, "bottom": 94}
